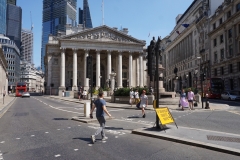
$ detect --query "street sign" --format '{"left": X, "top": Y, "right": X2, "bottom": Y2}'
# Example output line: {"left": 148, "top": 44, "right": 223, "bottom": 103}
{"left": 155, "top": 107, "right": 175, "bottom": 125}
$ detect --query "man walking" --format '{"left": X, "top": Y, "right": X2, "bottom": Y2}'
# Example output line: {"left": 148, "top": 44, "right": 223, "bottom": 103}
{"left": 90, "top": 92, "right": 112, "bottom": 144}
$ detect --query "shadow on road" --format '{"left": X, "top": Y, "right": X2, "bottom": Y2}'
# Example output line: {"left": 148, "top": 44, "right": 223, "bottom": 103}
{"left": 53, "top": 118, "right": 69, "bottom": 120}
{"left": 105, "top": 127, "right": 124, "bottom": 130}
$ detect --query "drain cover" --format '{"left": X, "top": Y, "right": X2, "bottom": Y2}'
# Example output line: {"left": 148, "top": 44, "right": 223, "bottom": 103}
{"left": 14, "top": 112, "right": 29, "bottom": 116}
{"left": 207, "top": 135, "right": 240, "bottom": 143}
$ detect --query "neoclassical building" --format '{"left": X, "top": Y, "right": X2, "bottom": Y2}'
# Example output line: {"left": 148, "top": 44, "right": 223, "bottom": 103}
{"left": 44, "top": 25, "right": 147, "bottom": 95}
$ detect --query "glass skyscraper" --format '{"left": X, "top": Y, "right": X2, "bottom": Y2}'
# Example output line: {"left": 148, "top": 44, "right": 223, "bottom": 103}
{"left": 6, "top": 3, "right": 22, "bottom": 49}
{"left": 0, "top": 0, "right": 7, "bottom": 35}
{"left": 7, "top": 0, "right": 16, "bottom": 5}
{"left": 41, "top": 0, "right": 77, "bottom": 72}
{"left": 79, "top": 0, "right": 93, "bottom": 28}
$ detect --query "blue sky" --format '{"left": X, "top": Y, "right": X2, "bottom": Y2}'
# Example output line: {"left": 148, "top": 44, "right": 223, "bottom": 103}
{"left": 17, "top": 0, "right": 194, "bottom": 67}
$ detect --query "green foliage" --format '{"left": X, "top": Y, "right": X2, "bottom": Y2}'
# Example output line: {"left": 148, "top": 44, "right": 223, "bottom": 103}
{"left": 114, "top": 87, "right": 150, "bottom": 96}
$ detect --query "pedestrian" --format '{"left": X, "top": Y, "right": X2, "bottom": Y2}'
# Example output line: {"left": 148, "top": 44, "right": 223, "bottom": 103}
{"left": 62, "top": 90, "right": 65, "bottom": 97}
{"left": 78, "top": 89, "right": 82, "bottom": 101}
{"left": 187, "top": 88, "right": 195, "bottom": 110}
{"left": 134, "top": 89, "right": 140, "bottom": 105}
{"left": 90, "top": 92, "right": 112, "bottom": 144}
{"left": 83, "top": 90, "right": 87, "bottom": 100}
{"left": 129, "top": 88, "right": 135, "bottom": 107}
{"left": 179, "top": 89, "right": 188, "bottom": 111}
{"left": 139, "top": 90, "right": 148, "bottom": 118}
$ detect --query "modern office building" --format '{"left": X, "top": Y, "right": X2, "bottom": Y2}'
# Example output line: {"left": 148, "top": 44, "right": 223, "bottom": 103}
{"left": 0, "top": 0, "right": 7, "bottom": 35}
{"left": 6, "top": 3, "right": 22, "bottom": 49}
{"left": 79, "top": 0, "right": 93, "bottom": 28}
{"left": 7, "top": 0, "right": 16, "bottom": 5}
{"left": 41, "top": 0, "right": 77, "bottom": 72}
{"left": 0, "top": 34, "right": 20, "bottom": 92}
{"left": 21, "top": 29, "right": 33, "bottom": 64}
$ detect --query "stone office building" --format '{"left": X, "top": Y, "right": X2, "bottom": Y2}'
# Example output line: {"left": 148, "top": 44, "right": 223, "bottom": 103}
{"left": 44, "top": 25, "right": 147, "bottom": 95}
{"left": 209, "top": 0, "right": 240, "bottom": 91}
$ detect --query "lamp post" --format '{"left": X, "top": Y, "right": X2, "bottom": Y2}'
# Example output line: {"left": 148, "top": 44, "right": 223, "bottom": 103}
{"left": 197, "top": 56, "right": 204, "bottom": 109}
{"left": 194, "top": 69, "right": 198, "bottom": 94}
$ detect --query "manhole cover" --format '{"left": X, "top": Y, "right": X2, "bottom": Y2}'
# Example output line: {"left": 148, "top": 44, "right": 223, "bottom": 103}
{"left": 207, "top": 135, "right": 240, "bottom": 143}
{"left": 14, "top": 112, "right": 29, "bottom": 116}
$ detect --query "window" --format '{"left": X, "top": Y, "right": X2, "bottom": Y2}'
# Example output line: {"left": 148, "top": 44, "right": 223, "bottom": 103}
{"left": 229, "top": 45, "right": 233, "bottom": 56}
{"left": 220, "top": 49, "right": 224, "bottom": 59}
{"left": 214, "top": 51, "right": 218, "bottom": 62}
{"left": 219, "top": 18, "right": 222, "bottom": 25}
{"left": 227, "top": 11, "right": 231, "bottom": 18}
{"left": 214, "top": 68, "right": 217, "bottom": 76}
{"left": 221, "top": 67, "right": 224, "bottom": 75}
{"left": 238, "top": 62, "right": 240, "bottom": 72}
{"left": 214, "top": 38, "right": 217, "bottom": 46}
{"left": 220, "top": 35, "right": 224, "bottom": 43}
{"left": 229, "top": 64, "right": 233, "bottom": 73}
{"left": 228, "top": 29, "right": 232, "bottom": 38}
{"left": 213, "top": 23, "right": 216, "bottom": 29}
{"left": 122, "top": 72, "right": 127, "bottom": 78}
{"left": 237, "top": 3, "right": 240, "bottom": 12}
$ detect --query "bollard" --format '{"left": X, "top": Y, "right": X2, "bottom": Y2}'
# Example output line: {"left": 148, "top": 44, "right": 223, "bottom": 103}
{"left": 205, "top": 94, "right": 210, "bottom": 109}
{"left": 84, "top": 102, "right": 91, "bottom": 117}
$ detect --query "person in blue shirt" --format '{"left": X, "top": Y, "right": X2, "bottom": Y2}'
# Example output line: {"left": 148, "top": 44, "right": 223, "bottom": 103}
{"left": 90, "top": 92, "right": 112, "bottom": 144}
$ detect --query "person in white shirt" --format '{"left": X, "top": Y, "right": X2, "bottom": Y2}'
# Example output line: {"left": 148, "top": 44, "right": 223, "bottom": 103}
{"left": 187, "top": 88, "right": 195, "bottom": 110}
{"left": 83, "top": 90, "right": 87, "bottom": 100}
{"left": 129, "top": 88, "right": 135, "bottom": 107}
{"left": 134, "top": 89, "right": 140, "bottom": 104}
{"left": 140, "top": 90, "right": 148, "bottom": 118}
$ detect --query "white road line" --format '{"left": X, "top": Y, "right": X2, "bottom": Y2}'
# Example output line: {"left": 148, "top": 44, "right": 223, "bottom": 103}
{"left": 0, "top": 141, "right": 5, "bottom": 144}
{"left": 57, "top": 129, "right": 61, "bottom": 130}
{"left": 74, "top": 149, "right": 78, "bottom": 151}
{"left": 45, "top": 132, "right": 49, "bottom": 134}
{"left": 47, "top": 104, "right": 84, "bottom": 115}
{"left": 108, "top": 109, "right": 124, "bottom": 112}
{"left": 54, "top": 154, "right": 61, "bottom": 157}
{"left": 88, "top": 144, "right": 92, "bottom": 146}
{"left": 31, "top": 135, "right": 35, "bottom": 137}
{"left": 68, "top": 127, "right": 71, "bottom": 129}
{"left": 16, "top": 138, "right": 20, "bottom": 140}
{"left": 113, "top": 119, "right": 152, "bottom": 126}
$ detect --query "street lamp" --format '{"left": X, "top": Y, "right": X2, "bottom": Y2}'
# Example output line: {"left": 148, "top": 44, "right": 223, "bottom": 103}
{"left": 197, "top": 56, "right": 204, "bottom": 109}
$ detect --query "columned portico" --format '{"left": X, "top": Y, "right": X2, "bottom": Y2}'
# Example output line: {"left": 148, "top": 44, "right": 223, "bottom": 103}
{"left": 118, "top": 51, "right": 122, "bottom": 88}
{"left": 139, "top": 53, "right": 144, "bottom": 87}
{"left": 96, "top": 50, "right": 101, "bottom": 88}
{"left": 72, "top": 48, "right": 78, "bottom": 91}
{"left": 107, "top": 50, "right": 112, "bottom": 80}
{"left": 84, "top": 49, "right": 89, "bottom": 90}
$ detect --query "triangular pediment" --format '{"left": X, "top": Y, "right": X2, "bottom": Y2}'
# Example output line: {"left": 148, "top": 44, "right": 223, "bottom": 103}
{"left": 61, "top": 25, "right": 145, "bottom": 45}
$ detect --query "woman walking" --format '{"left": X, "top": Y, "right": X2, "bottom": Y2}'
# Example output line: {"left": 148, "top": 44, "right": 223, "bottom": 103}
{"left": 139, "top": 90, "right": 148, "bottom": 118}
{"left": 134, "top": 89, "right": 140, "bottom": 105}
{"left": 179, "top": 89, "right": 189, "bottom": 111}
{"left": 187, "top": 88, "right": 195, "bottom": 110}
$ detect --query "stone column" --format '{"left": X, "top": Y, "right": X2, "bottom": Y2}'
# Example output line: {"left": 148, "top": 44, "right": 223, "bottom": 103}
{"left": 129, "top": 52, "right": 132, "bottom": 88}
{"left": 136, "top": 57, "right": 140, "bottom": 86}
{"left": 107, "top": 50, "right": 112, "bottom": 80}
{"left": 96, "top": 50, "right": 101, "bottom": 88}
{"left": 84, "top": 49, "right": 89, "bottom": 90}
{"left": 118, "top": 51, "right": 122, "bottom": 88}
{"left": 72, "top": 49, "right": 78, "bottom": 91}
{"left": 60, "top": 49, "right": 65, "bottom": 88}
{"left": 139, "top": 53, "right": 144, "bottom": 87}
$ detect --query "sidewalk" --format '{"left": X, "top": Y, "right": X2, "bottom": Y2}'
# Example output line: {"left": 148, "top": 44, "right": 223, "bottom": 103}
{"left": 132, "top": 125, "right": 240, "bottom": 156}
{"left": 0, "top": 94, "right": 16, "bottom": 117}
{"left": 47, "top": 95, "right": 230, "bottom": 111}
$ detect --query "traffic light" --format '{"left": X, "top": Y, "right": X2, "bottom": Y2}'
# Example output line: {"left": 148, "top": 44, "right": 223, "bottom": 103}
{"left": 201, "top": 73, "right": 206, "bottom": 81}
{"left": 86, "top": 56, "right": 92, "bottom": 79}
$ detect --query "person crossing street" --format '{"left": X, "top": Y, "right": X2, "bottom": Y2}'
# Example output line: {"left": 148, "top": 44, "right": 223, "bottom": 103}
{"left": 90, "top": 92, "right": 112, "bottom": 144}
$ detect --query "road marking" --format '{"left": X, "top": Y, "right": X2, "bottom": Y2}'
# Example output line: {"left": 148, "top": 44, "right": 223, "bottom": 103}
{"left": 45, "top": 132, "right": 49, "bottom": 134}
{"left": 228, "top": 111, "right": 240, "bottom": 116}
{"left": 57, "top": 129, "right": 61, "bottom": 130}
{"left": 88, "top": 144, "right": 92, "bottom": 146}
{"left": 115, "top": 136, "right": 118, "bottom": 138}
{"left": 68, "top": 127, "right": 71, "bottom": 129}
{"left": 31, "top": 135, "right": 35, "bottom": 137}
{"left": 16, "top": 138, "right": 20, "bottom": 140}
{"left": 74, "top": 149, "right": 78, "bottom": 151}
{"left": 78, "top": 125, "right": 81, "bottom": 126}
{"left": 108, "top": 109, "right": 124, "bottom": 112}
{"left": 54, "top": 154, "right": 61, "bottom": 157}
{"left": 114, "top": 119, "right": 152, "bottom": 126}
{"left": 0, "top": 141, "right": 5, "bottom": 144}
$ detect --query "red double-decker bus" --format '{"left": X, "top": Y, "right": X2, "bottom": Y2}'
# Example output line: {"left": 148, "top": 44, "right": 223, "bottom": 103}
{"left": 202, "top": 78, "right": 224, "bottom": 99}
{"left": 15, "top": 82, "right": 27, "bottom": 97}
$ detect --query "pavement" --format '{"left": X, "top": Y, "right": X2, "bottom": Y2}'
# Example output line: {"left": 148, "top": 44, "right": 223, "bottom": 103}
{"left": 46, "top": 95, "right": 240, "bottom": 156}
{"left": 0, "top": 94, "right": 16, "bottom": 118}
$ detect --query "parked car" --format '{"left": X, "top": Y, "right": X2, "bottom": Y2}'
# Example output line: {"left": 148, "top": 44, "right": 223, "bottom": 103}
{"left": 21, "top": 92, "right": 30, "bottom": 98}
{"left": 221, "top": 91, "right": 240, "bottom": 101}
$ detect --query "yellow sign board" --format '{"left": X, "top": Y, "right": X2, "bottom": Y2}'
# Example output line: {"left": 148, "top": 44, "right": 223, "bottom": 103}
{"left": 155, "top": 107, "right": 175, "bottom": 125}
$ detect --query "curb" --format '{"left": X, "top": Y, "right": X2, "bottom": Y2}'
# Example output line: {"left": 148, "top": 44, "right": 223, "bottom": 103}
{"left": 132, "top": 129, "right": 240, "bottom": 156}
{"left": 0, "top": 97, "right": 17, "bottom": 118}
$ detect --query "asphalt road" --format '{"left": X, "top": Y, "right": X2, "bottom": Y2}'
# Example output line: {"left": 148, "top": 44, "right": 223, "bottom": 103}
{"left": 0, "top": 96, "right": 239, "bottom": 160}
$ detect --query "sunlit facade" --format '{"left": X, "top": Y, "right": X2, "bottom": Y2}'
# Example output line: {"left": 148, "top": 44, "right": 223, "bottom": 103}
{"left": 0, "top": 0, "right": 7, "bottom": 35}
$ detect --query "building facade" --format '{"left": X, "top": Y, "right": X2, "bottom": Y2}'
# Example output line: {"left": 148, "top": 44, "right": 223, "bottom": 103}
{"left": 209, "top": 0, "right": 240, "bottom": 91}
{"left": 20, "top": 61, "right": 44, "bottom": 92}
{"left": 0, "top": 0, "right": 7, "bottom": 35}
{"left": 44, "top": 25, "right": 147, "bottom": 95}
{"left": 79, "top": 0, "right": 93, "bottom": 28}
{"left": 21, "top": 29, "right": 33, "bottom": 63}
{"left": 41, "top": 0, "right": 77, "bottom": 72}
{"left": 7, "top": 0, "right": 16, "bottom": 5}
{"left": 0, "top": 34, "right": 20, "bottom": 92}
{"left": 0, "top": 44, "right": 8, "bottom": 98}
{"left": 162, "top": 0, "right": 224, "bottom": 92}
{"left": 6, "top": 3, "right": 22, "bottom": 49}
